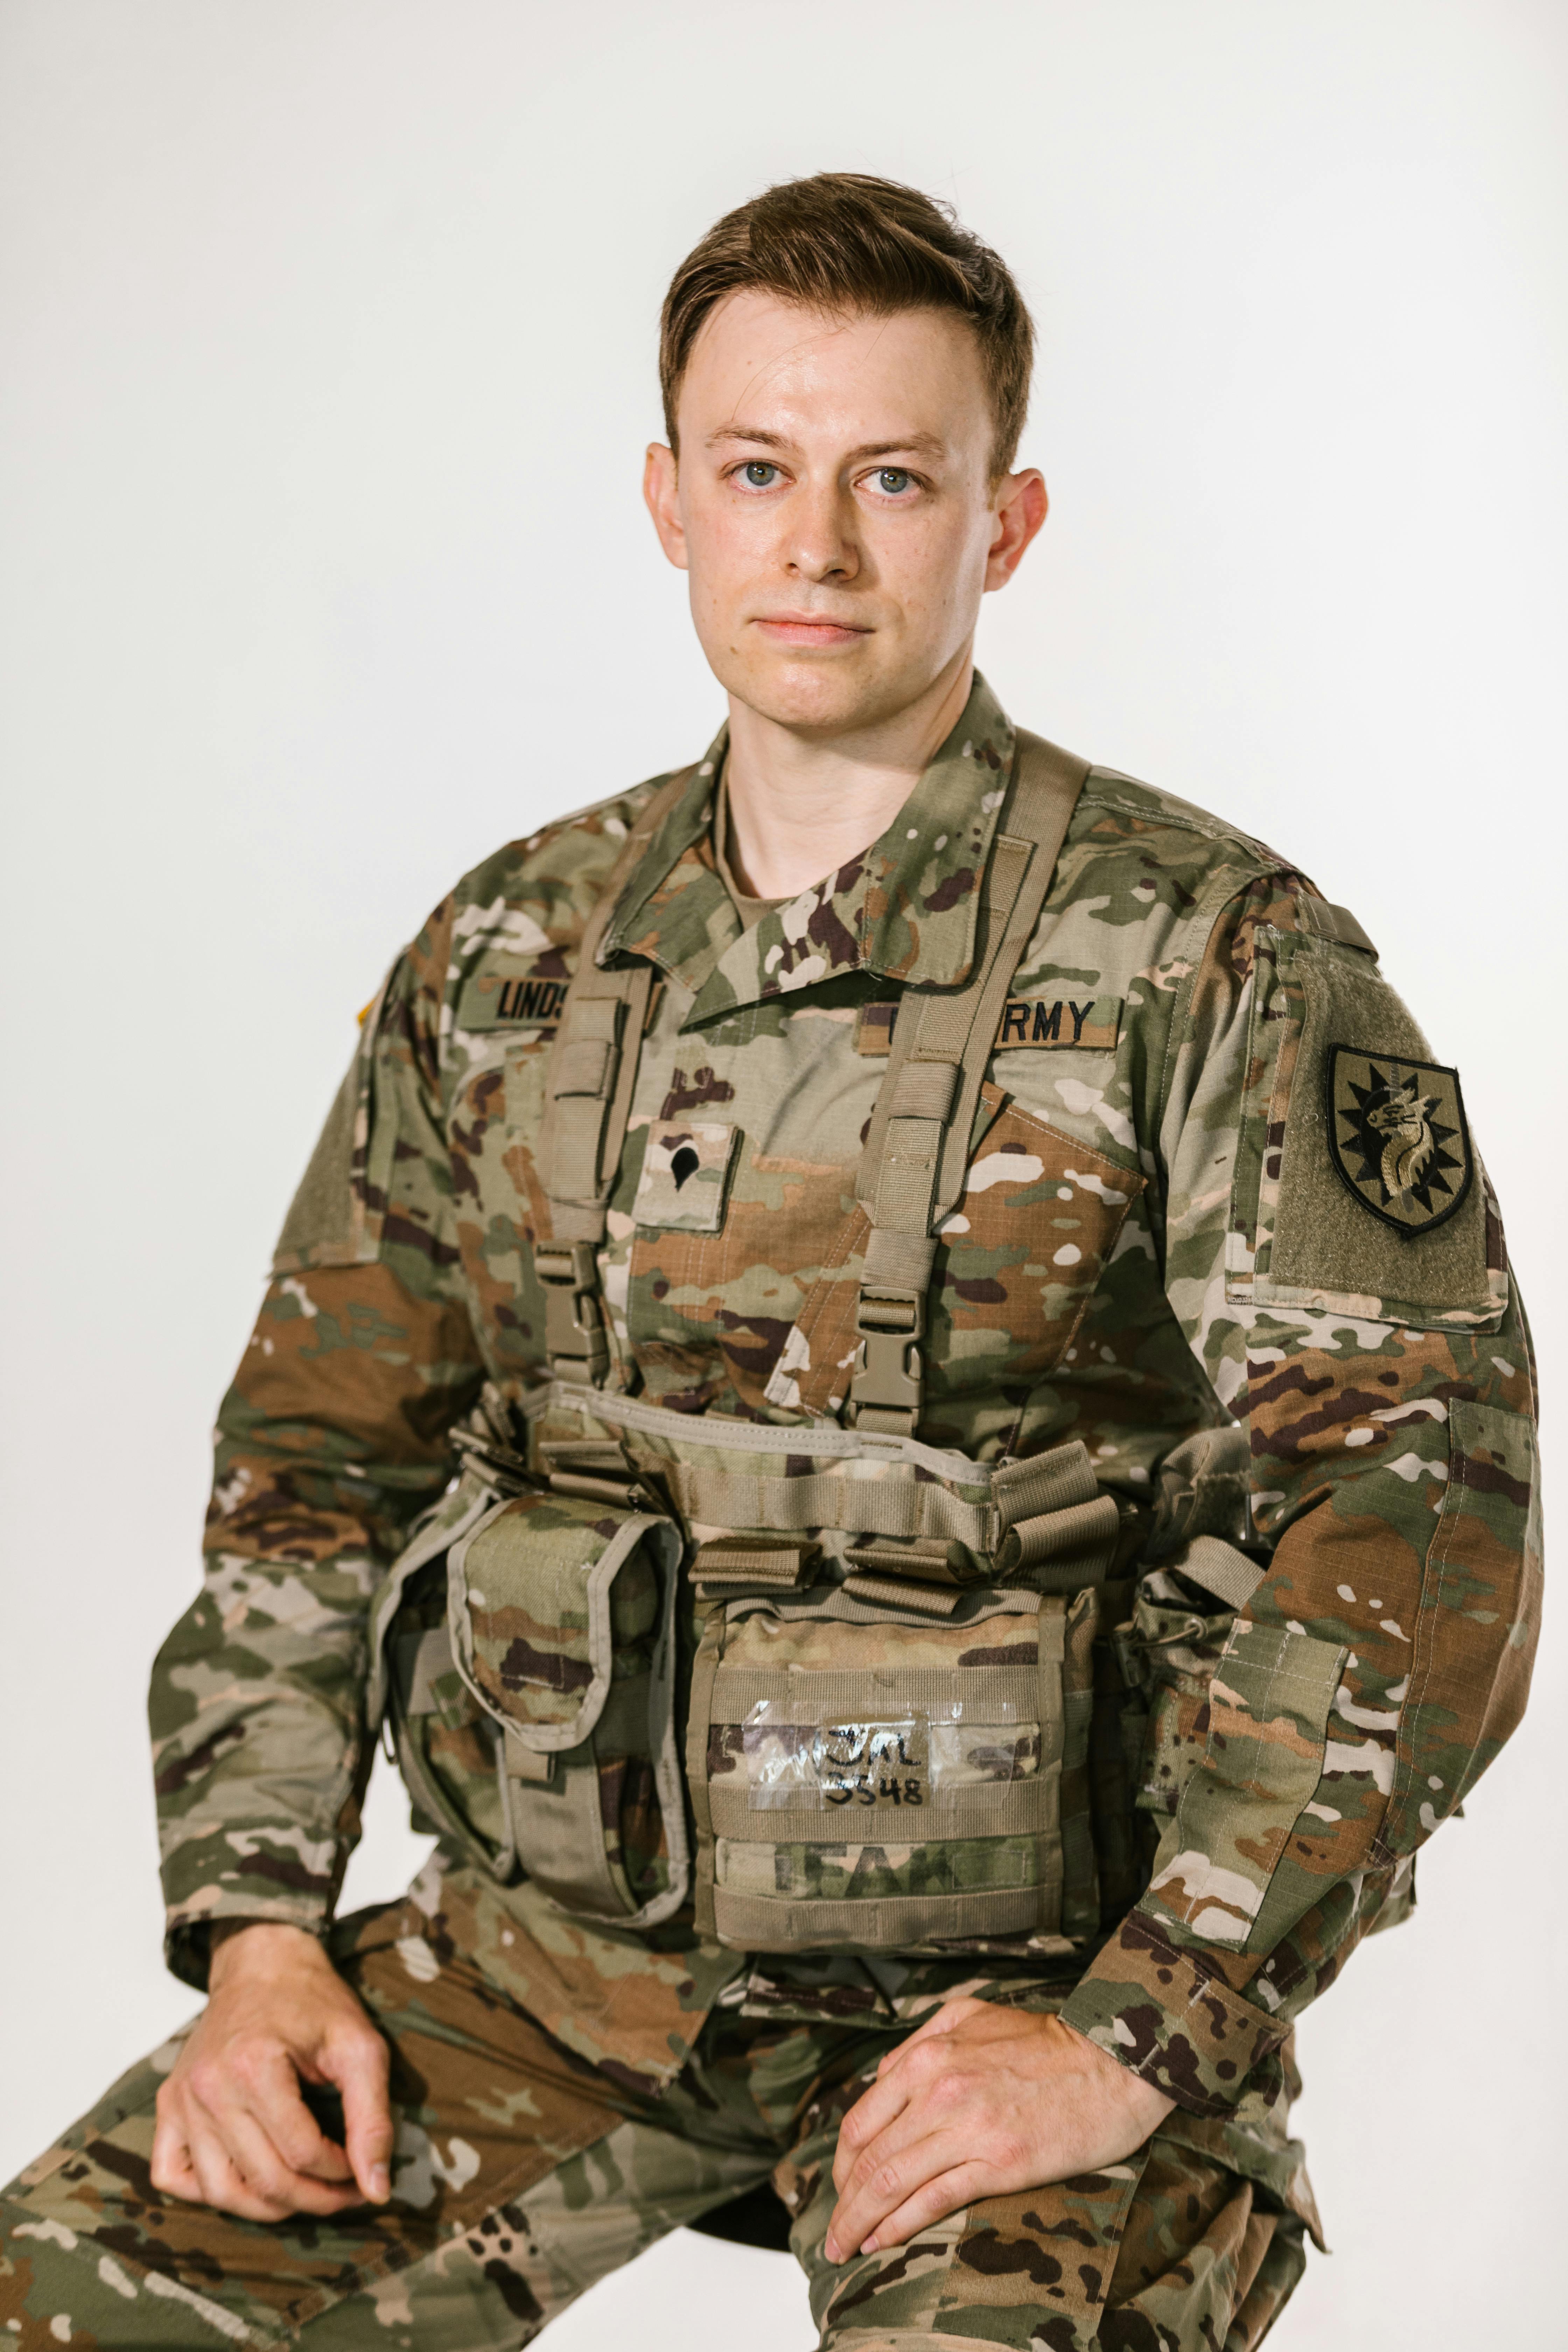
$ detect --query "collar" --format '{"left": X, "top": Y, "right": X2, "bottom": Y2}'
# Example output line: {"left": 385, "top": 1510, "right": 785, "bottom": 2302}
{"left": 601, "top": 672, "right": 1018, "bottom": 1022}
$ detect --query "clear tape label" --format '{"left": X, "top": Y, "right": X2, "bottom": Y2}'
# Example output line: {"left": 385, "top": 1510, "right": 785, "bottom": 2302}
{"left": 741, "top": 1701, "right": 1037, "bottom": 1812}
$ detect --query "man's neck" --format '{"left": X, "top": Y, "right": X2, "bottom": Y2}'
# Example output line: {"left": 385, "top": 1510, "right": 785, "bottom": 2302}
{"left": 722, "top": 651, "right": 974, "bottom": 902}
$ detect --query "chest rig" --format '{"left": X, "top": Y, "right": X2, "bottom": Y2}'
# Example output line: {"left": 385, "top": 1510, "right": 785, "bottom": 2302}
{"left": 372, "top": 732, "right": 1186, "bottom": 1958}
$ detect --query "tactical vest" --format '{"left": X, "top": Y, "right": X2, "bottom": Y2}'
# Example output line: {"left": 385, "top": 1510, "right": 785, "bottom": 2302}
{"left": 366, "top": 735, "right": 1264, "bottom": 1956}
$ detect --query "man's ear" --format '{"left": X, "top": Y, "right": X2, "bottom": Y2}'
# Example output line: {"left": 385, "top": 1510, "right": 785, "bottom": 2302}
{"left": 643, "top": 443, "right": 688, "bottom": 571}
{"left": 983, "top": 468, "right": 1048, "bottom": 593}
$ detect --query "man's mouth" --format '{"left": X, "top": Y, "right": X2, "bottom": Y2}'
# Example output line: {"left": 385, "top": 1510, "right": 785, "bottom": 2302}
{"left": 752, "top": 613, "right": 872, "bottom": 648}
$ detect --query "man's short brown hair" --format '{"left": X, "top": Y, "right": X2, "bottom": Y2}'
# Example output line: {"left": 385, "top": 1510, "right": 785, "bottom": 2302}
{"left": 660, "top": 173, "right": 1034, "bottom": 476}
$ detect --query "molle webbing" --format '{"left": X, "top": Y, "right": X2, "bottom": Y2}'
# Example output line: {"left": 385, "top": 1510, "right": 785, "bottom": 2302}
{"left": 534, "top": 766, "right": 694, "bottom": 1381}
{"left": 666, "top": 1443, "right": 1119, "bottom": 1576}
{"left": 848, "top": 731, "right": 1092, "bottom": 1434}
{"left": 537, "top": 1380, "right": 1125, "bottom": 1588}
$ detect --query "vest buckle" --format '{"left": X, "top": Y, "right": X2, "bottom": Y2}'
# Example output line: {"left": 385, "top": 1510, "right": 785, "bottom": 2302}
{"left": 536, "top": 1239, "right": 611, "bottom": 1384}
{"left": 848, "top": 1287, "right": 924, "bottom": 1436}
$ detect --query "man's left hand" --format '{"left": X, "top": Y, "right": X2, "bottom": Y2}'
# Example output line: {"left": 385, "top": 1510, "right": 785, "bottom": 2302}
{"left": 825, "top": 1999, "right": 1175, "bottom": 2264}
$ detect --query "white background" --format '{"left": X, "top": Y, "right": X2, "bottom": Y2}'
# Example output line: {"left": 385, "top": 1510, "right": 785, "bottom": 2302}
{"left": 2, "top": 3, "right": 1564, "bottom": 2344}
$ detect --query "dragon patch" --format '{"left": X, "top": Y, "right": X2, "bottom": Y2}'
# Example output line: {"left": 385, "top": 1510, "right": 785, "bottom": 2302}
{"left": 1326, "top": 1046, "right": 1473, "bottom": 1236}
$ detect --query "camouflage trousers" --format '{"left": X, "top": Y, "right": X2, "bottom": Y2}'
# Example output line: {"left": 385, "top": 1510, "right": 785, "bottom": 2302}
{"left": 0, "top": 1897, "right": 1308, "bottom": 2351}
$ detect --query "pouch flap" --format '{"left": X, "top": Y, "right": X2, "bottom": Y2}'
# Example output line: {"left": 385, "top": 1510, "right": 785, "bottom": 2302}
{"left": 448, "top": 1490, "right": 681, "bottom": 1753}
{"left": 366, "top": 1466, "right": 501, "bottom": 1728}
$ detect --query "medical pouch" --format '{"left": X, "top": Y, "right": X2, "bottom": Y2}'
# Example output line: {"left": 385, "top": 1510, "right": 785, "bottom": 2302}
{"left": 687, "top": 1583, "right": 1086, "bottom": 1954}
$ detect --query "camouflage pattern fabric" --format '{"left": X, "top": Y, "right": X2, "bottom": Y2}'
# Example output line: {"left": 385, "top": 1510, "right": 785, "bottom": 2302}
{"left": 0, "top": 1875, "right": 1315, "bottom": 2350}
{"left": 113, "top": 666, "right": 1538, "bottom": 2334}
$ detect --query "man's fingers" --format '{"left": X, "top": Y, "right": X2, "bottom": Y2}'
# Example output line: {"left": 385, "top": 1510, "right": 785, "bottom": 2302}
{"left": 323, "top": 2024, "right": 394, "bottom": 2204}
{"left": 217, "top": 2104, "right": 368, "bottom": 2221}
{"left": 831, "top": 2066, "right": 913, "bottom": 2194}
{"left": 826, "top": 2126, "right": 972, "bottom": 2263}
{"left": 149, "top": 2104, "right": 203, "bottom": 2206}
{"left": 834, "top": 2016, "right": 992, "bottom": 2193}
{"left": 226, "top": 2044, "right": 355, "bottom": 2185}
{"left": 181, "top": 2108, "right": 295, "bottom": 2224}
{"left": 858, "top": 2161, "right": 991, "bottom": 2255}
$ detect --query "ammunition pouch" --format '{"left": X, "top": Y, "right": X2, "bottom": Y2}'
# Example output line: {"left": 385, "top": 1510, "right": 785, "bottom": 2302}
{"left": 370, "top": 1405, "right": 690, "bottom": 1928}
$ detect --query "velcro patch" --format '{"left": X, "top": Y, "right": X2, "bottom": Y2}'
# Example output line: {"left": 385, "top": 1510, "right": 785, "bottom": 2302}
{"left": 1327, "top": 1047, "right": 1473, "bottom": 1236}
{"left": 456, "top": 966, "right": 569, "bottom": 1031}
{"left": 632, "top": 1119, "right": 738, "bottom": 1232}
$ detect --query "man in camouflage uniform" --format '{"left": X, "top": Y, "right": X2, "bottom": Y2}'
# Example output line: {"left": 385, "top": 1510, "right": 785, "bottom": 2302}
{"left": 1, "top": 174, "right": 1540, "bottom": 2352}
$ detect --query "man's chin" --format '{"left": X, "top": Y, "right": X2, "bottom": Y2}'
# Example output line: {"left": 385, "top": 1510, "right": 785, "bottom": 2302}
{"left": 716, "top": 656, "right": 916, "bottom": 740}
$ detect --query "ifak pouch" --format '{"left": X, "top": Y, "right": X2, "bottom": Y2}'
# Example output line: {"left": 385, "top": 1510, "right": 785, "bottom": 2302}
{"left": 380, "top": 1474, "right": 690, "bottom": 1929}
{"left": 685, "top": 1580, "right": 1100, "bottom": 1955}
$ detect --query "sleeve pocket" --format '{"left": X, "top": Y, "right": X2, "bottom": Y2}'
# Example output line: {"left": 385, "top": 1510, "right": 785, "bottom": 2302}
{"left": 1379, "top": 1400, "right": 1542, "bottom": 1857}
{"left": 1147, "top": 1620, "right": 1346, "bottom": 1953}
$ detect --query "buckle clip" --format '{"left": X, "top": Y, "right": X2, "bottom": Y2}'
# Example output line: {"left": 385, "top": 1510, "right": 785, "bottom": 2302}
{"left": 535, "top": 1240, "right": 610, "bottom": 1384}
{"left": 1110, "top": 1624, "right": 1149, "bottom": 1693}
{"left": 848, "top": 1286, "right": 924, "bottom": 1435}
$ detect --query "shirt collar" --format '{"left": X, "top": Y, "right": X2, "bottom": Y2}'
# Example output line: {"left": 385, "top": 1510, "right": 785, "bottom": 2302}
{"left": 600, "top": 671, "right": 1018, "bottom": 1019}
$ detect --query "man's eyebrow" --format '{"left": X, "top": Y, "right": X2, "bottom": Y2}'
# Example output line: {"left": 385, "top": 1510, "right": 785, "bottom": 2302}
{"left": 704, "top": 426, "right": 948, "bottom": 462}
{"left": 705, "top": 426, "right": 794, "bottom": 451}
{"left": 846, "top": 435, "right": 947, "bottom": 462}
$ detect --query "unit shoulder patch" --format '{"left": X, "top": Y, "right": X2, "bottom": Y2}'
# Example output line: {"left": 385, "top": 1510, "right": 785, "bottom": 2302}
{"left": 1231, "top": 923, "right": 1505, "bottom": 1330}
{"left": 1327, "top": 1046, "right": 1473, "bottom": 1236}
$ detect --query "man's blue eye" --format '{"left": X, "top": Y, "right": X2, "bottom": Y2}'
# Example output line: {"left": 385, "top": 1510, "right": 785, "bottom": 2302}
{"left": 744, "top": 462, "right": 776, "bottom": 487}
{"left": 877, "top": 469, "right": 912, "bottom": 494}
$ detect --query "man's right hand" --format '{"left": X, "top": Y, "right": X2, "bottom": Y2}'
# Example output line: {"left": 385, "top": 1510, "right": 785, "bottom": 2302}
{"left": 151, "top": 1921, "right": 394, "bottom": 2221}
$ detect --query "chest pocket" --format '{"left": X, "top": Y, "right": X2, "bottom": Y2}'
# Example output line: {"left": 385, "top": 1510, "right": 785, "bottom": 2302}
{"left": 924, "top": 1095, "right": 1143, "bottom": 1409}
{"left": 771, "top": 1090, "right": 1143, "bottom": 1422}
{"left": 626, "top": 1127, "right": 864, "bottom": 1416}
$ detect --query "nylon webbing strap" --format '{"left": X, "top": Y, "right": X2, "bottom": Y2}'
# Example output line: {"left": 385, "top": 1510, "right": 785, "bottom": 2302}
{"left": 848, "top": 731, "right": 1092, "bottom": 1433}
{"left": 706, "top": 1778, "right": 1050, "bottom": 1842}
{"left": 668, "top": 1460, "right": 996, "bottom": 1547}
{"left": 710, "top": 1885, "right": 1046, "bottom": 1951}
{"left": 1172, "top": 1534, "right": 1268, "bottom": 1614}
{"left": 685, "top": 1613, "right": 725, "bottom": 1937}
{"left": 533, "top": 766, "right": 695, "bottom": 1382}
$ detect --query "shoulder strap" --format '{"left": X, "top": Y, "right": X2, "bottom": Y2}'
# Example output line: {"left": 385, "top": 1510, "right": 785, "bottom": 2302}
{"left": 848, "top": 729, "right": 1092, "bottom": 1434}
{"left": 532, "top": 766, "right": 695, "bottom": 1383}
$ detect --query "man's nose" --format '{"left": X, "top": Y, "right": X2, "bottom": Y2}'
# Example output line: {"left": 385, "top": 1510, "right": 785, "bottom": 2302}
{"left": 780, "top": 482, "right": 860, "bottom": 584}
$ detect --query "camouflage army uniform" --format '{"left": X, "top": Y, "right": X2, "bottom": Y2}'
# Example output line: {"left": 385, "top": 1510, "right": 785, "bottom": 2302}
{"left": 1, "top": 675, "right": 1540, "bottom": 2350}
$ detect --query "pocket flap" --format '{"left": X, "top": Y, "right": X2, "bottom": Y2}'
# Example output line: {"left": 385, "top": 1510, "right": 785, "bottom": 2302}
{"left": 448, "top": 1490, "right": 680, "bottom": 1752}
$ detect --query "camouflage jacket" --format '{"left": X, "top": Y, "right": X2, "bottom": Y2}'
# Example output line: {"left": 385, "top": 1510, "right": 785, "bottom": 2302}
{"left": 151, "top": 672, "right": 1541, "bottom": 2128}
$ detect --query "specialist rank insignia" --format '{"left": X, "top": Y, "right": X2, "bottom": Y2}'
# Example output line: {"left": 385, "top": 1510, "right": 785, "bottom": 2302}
{"left": 1326, "top": 1045, "right": 1473, "bottom": 1235}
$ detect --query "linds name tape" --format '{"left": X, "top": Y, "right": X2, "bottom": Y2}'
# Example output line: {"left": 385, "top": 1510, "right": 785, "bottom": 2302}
{"left": 457, "top": 970, "right": 569, "bottom": 1030}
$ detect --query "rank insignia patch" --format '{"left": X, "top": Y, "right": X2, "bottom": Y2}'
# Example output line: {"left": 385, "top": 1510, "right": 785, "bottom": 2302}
{"left": 1326, "top": 1045, "right": 1473, "bottom": 1236}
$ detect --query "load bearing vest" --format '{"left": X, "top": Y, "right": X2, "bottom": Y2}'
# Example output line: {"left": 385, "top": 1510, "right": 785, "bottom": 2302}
{"left": 369, "top": 735, "right": 1264, "bottom": 1954}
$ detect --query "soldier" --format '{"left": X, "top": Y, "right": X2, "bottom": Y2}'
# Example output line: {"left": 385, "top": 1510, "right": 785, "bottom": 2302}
{"left": 0, "top": 173, "right": 1541, "bottom": 2351}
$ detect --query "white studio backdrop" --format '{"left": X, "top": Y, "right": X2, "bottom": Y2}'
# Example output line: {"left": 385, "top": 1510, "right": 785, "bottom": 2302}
{"left": 2, "top": 3, "right": 1563, "bottom": 2344}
